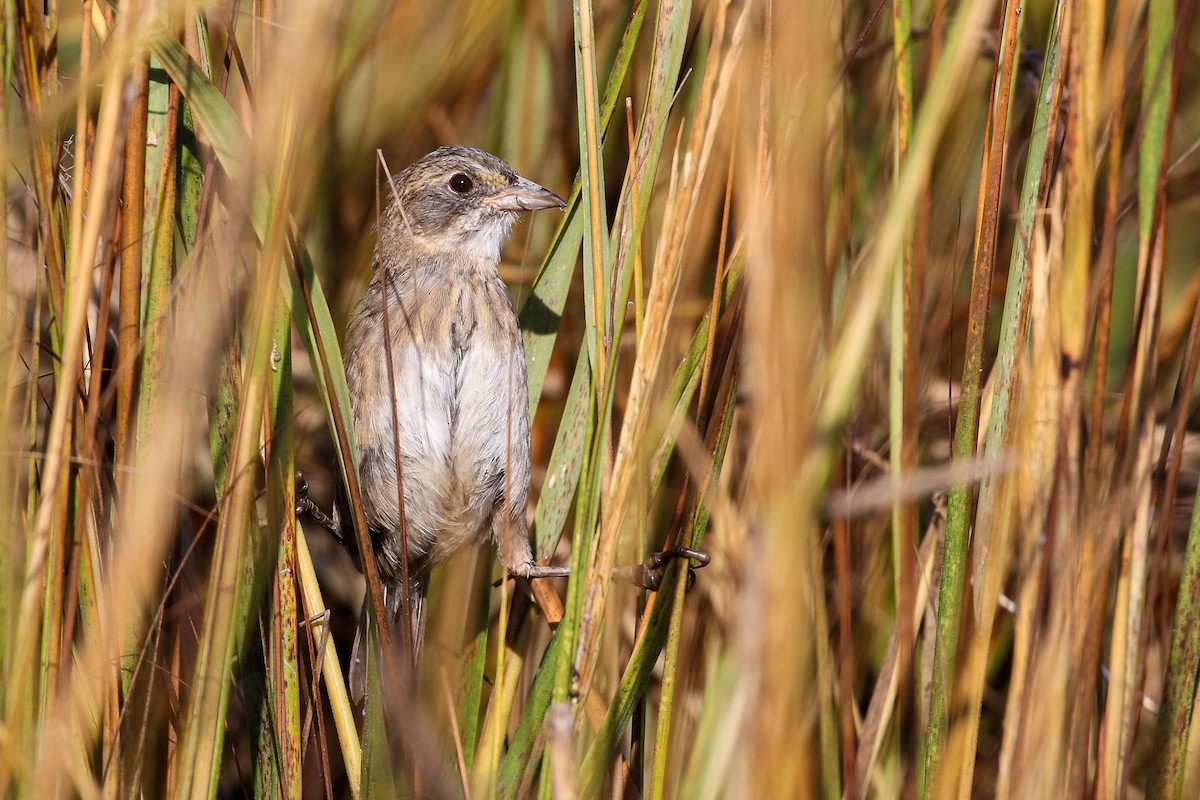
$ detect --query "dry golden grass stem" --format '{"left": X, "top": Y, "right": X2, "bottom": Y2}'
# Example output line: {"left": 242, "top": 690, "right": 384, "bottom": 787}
{"left": 295, "top": 524, "right": 361, "bottom": 795}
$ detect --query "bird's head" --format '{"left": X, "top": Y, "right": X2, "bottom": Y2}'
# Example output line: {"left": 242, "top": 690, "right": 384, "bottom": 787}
{"left": 380, "top": 146, "right": 566, "bottom": 264}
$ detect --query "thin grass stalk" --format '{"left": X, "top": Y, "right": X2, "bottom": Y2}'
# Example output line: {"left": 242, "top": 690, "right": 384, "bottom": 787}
{"left": 1135, "top": 6, "right": 1196, "bottom": 791}
{"left": 831, "top": 7, "right": 857, "bottom": 761}
{"left": 627, "top": 99, "right": 646, "bottom": 346}
{"left": 1085, "top": 0, "right": 1137, "bottom": 489}
{"left": 575, "top": 0, "right": 609, "bottom": 406}
{"left": 997, "top": 267, "right": 1072, "bottom": 794}
{"left": 1151, "top": 474, "right": 1200, "bottom": 798}
{"left": 440, "top": 666, "right": 473, "bottom": 800}
{"left": 294, "top": 523, "right": 361, "bottom": 796}
{"left": 0, "top": 0, "right": 15, "bottom": 730}
{"left": 1070, "top": 0, "right": 1132, "bottom": 787}
{"left": 1098, "top": 0, "right": 1177, "bottom": 787}
{"left": 961, "top": 0, "right": 1024, "bottom": 617}
{"left": 647, "top": 526, "right": 688, "bottom": 800}
{"left": 38, "top": 387, "right": 69, "bottom": 732}
{"left": 116, "top": 54, "right": 147, "bottom": 497}
{"left": 855, "top": 511, "right": 943, "bottom": 797}
{"left": 265, "top": 304, "right": 301, "bottom": 798}
{"left": 1062, "top": 21, "right": 1106, "bottom": 788}
{"left": 16, "top": 269, "right": 42, "bottom": 786}
{"left": 75, "top": 206, "right": 121, "bottom": 800}
{"left": 1147, "top": 297, "right": 1200, "bottom": 798}
{"left": 1101, "top": 402, "right": 1156, "bottom": 797}
{"left": 458, "top": 625, "right": 487, "bottom": 774}
{"left": 904, "top": 31, "right": 934, "bottom": 753}
{"left": 832, "top": 454, "right": 856, "bottom": 794}
{"left": 889, "top": 0, "right": 916, "bottom": 793}
{"left": 484, "top": 558, "right": 514, "bottom": 792}
{"left": 623, "top": 94, "right": 651, "bottom": 780}
{"left": 920, "top": 1, "right": 1020, "bottom": 792}
{"left": 374, "top": 154, "right": 416, "bottom": 667}
{"left": 136, "top": 77, "right": 179, "bottom": 450}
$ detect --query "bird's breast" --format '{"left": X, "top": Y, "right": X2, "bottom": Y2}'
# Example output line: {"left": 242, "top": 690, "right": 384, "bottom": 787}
{"left": 346, "top": 272, "right": 531, "bottom": 569}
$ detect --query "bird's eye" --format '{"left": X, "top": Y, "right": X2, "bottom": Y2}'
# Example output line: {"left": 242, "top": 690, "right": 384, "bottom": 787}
{"left": 449, "top": 173, "right": 474, "bottom": 194}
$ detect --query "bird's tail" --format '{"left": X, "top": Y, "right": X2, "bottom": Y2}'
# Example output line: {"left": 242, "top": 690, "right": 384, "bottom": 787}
{"left": 349, "top": 576, "right": 429, "bottom": 706}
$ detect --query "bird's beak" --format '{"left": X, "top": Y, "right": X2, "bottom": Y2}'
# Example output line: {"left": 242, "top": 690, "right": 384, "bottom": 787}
{"left": 485, "top": 177, "right": 567, "bottom": 211}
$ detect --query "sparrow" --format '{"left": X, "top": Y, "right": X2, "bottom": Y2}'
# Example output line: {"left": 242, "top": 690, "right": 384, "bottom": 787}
{"left": 298, "top": 146, "right": 707, "bottom": 702}
{"left": 311, "top": 146, "right": 564, "bottom": 700}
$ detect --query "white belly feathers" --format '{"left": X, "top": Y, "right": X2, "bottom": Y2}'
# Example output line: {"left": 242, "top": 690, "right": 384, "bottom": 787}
{"left": 347, "top": 280, "right": 531, "bottom": 576}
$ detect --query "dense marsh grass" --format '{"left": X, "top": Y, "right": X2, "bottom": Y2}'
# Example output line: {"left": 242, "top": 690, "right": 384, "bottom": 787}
{"left": 3, "top": 0, "right": 1200, "bottom": 797}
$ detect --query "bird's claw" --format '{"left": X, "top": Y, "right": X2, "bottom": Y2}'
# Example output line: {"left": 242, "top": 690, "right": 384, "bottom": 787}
{"left": 294, "top": 472, "right": 310, "bottom": 515}
{"left": 616, "top": 546, "right": 711, "bottom": 592}
{"left": 294, "top": 471, "right": 347, "bottom": 546}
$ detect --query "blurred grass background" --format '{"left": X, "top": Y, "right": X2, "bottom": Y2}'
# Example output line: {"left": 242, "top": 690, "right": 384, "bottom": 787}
{"left": 4, "top": 0, "right": 1200, "bottom": 797}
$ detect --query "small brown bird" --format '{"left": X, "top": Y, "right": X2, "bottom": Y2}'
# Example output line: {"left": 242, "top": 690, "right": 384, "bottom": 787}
{"left": 337, "top": 146, "right": 564, "bottom": 699}
{"left": 298, "top": 146, "right": 707, "bottom": 701}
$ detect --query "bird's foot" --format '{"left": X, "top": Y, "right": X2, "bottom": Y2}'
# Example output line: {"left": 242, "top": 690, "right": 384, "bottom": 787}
{"left": 614, "top": 546, "right": 711, "bottom": 591}
{"left": 511, "top": 546, "right": 710, "bottom": 592}
{"left": 294, "top": 472, "right": 347, "bottom": 547}
{"left": 520, "top": 564, "right": 572, "bottom": 580}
